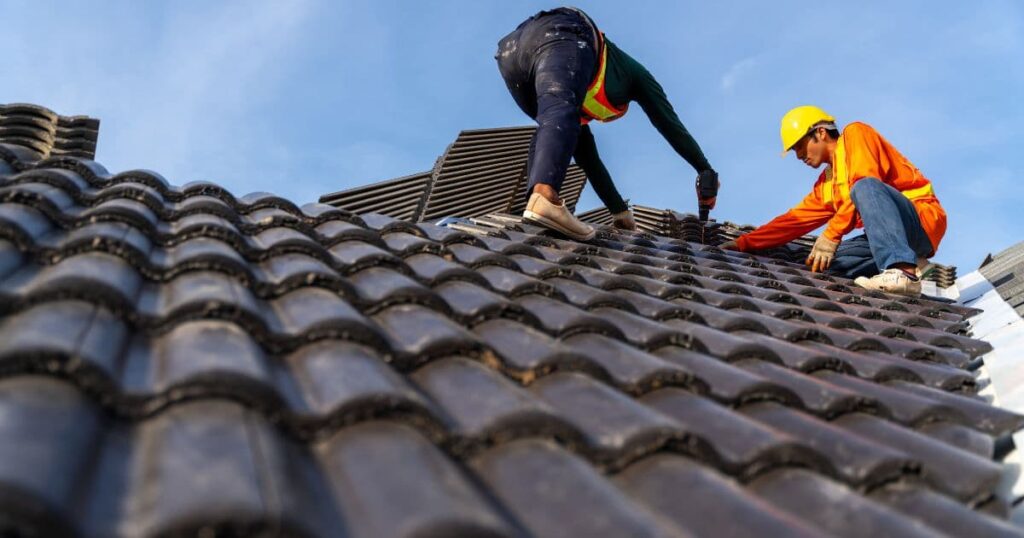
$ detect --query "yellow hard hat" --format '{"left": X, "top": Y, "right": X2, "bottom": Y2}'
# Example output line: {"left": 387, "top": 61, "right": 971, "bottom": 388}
{"left": 779, "top": 105, "right": 835, "bottom": 155}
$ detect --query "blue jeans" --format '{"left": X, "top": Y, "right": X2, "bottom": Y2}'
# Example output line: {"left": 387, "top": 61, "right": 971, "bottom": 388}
{"left": 827, "top": 178, "right": 933, "bottom": 279}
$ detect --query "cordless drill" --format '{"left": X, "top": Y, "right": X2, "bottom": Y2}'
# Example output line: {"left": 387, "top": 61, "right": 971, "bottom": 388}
{"left": 695, "top": 169, "right": 719, "bottom": 222}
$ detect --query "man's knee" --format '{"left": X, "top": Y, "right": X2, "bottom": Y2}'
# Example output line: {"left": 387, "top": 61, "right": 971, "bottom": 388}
{"left": 849, "top": 177, "right": 884, "bottom": 205}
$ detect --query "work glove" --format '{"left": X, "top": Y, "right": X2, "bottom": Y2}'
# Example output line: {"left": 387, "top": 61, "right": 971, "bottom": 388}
{"left": 718, "top": 240, "right": 739, "bottom": 251}
{"left": 806, "top": 235, "right": 839, "bottom": 273}
{"left": 612, "top": 208, "right": 636, "bottom": 231}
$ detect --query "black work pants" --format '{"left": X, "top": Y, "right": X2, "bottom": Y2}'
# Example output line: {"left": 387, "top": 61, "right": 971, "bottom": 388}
{"left": 495, "top": 8, "right": 596, "bottom": 197}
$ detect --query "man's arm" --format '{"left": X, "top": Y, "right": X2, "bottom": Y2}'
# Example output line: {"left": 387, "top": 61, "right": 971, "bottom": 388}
{"left": 628, "top": 63, "right": 713, "bottom": 173}
{"left": 735, "top": 189, "right": 834, "bottom": 251}
{"left": 573, "top": 125, "right": 629, "bottom": 213}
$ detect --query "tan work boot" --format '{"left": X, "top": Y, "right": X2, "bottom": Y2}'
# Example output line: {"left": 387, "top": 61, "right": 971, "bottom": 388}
{"left": 612, "top": 208, "right": 636, "bottom": 231}
{"left": 854, "top": 268, "right": 922, "bottom": 296}
{"left": 523, "top": 192, "right": 596, "bottom": 241}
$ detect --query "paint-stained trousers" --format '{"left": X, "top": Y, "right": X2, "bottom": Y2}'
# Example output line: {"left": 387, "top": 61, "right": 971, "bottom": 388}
{"left": 495, "top": 9, "right": 598, "bottom": 198}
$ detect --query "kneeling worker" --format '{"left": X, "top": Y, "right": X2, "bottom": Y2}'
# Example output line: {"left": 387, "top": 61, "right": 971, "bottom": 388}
{"left": 495, "top": 7, "right": 718, "bottom": 240}
{"left": 721, "top": 106, "right": 946, "bottom": 296}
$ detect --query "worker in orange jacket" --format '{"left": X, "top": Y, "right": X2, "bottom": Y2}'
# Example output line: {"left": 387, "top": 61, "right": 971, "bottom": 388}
{"left": 721, "top": 106, "right": 946, "bottom": 296}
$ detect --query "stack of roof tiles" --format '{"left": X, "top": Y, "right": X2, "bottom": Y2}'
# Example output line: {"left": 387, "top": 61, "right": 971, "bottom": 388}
{"left": 578, "top": 204, "right": 728, "bottom": 244}
{"left": 319, "top": 126, "right": 588, "bottom": 222}
{"left": 0, "top": 103, "right": 99, "bottom": 160}
{"left": 925, "top": 264, "right": 959, "bottom": 289}
{"left": 2, "top": 108, "right": 1024, "bottom": 535}
{"left": 980, "top": 241, "right": 1024, "bottom": 317}
{"left": 577, "top": 207, "right": 798, "bottom": 259}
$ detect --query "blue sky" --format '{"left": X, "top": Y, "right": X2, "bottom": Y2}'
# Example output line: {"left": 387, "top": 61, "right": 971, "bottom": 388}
{"left": 2, "top": 1, "right": 1021, "bottom": 270}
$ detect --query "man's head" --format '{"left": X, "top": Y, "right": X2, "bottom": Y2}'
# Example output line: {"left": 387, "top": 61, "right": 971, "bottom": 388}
{"left": 791, "top": 123, "right": 839, "bottom": 168}
{"left": 779, "top": 105, "right": 839, "bottom": 169}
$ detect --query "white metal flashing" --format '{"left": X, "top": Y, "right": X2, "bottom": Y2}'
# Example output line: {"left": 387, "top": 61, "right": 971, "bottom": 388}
{"left": 956, "top": 270, "right": 1024, "bottom": 522}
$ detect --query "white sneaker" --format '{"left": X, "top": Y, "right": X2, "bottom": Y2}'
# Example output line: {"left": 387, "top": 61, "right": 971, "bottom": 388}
{"left": 854, "top": 268, "right": 922, "bottom": 296}
{"left": 523, "top": 192, "right": 596, "bottom": 241}
{"left": 612, "top": 208, "right": 636, "bottom": 231}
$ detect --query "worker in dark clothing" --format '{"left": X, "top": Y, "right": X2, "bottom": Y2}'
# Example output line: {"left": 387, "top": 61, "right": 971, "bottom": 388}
{"left": 496, "top": 7, "right": 718, "bottom": 240}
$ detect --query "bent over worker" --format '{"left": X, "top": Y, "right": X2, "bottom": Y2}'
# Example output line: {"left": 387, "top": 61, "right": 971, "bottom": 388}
{"left": 495, "top": 7, "right": 718, "bottom": 240}
{"left": 721, "top": 106, "right": 946, "bottom": 296}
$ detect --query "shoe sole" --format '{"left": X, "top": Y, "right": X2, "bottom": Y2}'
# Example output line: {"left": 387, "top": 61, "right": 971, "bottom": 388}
{"left": 523, "top": 210, "right": 596, "bottom": 241}
{"left": 854, "top": 278, "right": 921, "bottom": 297}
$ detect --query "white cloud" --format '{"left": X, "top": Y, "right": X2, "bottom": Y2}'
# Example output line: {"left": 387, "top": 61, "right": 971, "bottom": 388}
{"left": 720, "top": 56, "right": 760, "bottom": 92}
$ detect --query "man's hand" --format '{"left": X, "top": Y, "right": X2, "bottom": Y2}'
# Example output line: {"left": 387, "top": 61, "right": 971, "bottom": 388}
{"left": 806, "top": 235, "right": 839, "bottom": 273}
{"left": 611, "top": 208, "right": 636, "bottom": 231}
{"left": 719, "top": 240, "right": 739, "bottom": 251}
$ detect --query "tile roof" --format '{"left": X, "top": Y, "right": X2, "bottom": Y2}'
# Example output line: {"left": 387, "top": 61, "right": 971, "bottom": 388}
{"left": 980, "top": 241, "right": 1024, "bottom": 318}
{"left": 319, "top": 126, "right": 588, "bottom": 221}
{"left": 1, "top": 107, "right": 1023, "bottom": 536}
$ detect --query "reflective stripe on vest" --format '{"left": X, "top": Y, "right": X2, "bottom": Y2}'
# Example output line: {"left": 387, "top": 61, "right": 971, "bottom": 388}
{"left": 580, "top": 34, "right": 629, "bottom": 125}
{"left": 822, "top": 134, "right": 935, "bottom": 210}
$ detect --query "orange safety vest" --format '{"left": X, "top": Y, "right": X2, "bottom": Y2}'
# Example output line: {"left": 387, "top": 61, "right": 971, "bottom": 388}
{"left": 823, "top": 134, "right": 935, "bottom": 210}
{"left": 580, "top": 32, "right": 629, "bottom": 125}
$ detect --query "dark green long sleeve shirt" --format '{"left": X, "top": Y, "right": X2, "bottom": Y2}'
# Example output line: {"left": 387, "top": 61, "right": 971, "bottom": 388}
{"left": 573, "top": 38, "right": 712, "bottom": 213}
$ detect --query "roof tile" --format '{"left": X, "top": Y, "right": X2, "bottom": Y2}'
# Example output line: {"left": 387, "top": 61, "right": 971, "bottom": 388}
{"left": 834, "top": 413, "right": 1004, "bottom": 504}
{"left": 318, "top": 421, "right": 515, "bottom": 538}
{"left": 736, "top": 359, "right": 879, "bottom": 416}
{"left": 530, "top": 372, "right": 680, "bottom": 465}
{"left": 870, "top": 485, "right": 1023, "bottom": 538}
{"left": 471, "top": 439, "right": 675, "bottom": 537}
{"left": 561, "top": 333, "right": 703, "bottom": 394}
{"left": 642, "top": 389, "right": 830, "bottom": 477}
{"left": 654, "top": 347, "right": 802, "bottom": 405}
{"left": 0, "top": 377, "right": 108, "bottom": 537}
{"left": 742, "top": 402, "right": 916, "bottom": 487}
{"left": 614, "top": 454, "right": 823, "bottom": 538}
{"left": 750, "top": 468, "right": 945, "bottom": 538}
{"left": 411, "top": 356, "right": 560, "bottom": 442}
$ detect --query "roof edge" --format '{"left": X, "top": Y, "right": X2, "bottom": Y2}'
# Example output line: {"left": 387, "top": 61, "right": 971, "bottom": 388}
{"left": 958, "top": 270, "right": 1024, "bottom": 523}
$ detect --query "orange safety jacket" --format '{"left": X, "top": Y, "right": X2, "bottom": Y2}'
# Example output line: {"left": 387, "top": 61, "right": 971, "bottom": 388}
{"left": 735, "top": 122, "right": 946, "bottom": 256}
{"left": 580, "top": 31, "right": 629, "bottom": 125}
